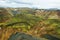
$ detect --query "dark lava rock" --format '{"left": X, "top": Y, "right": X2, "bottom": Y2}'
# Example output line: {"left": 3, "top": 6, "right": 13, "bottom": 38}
{"left": 8, "top": 32, "right": 41, "bottom": 40}
{"left": 43, "top": 34, "right": 60, "bottom": 40}
{"left": 8, "top": 32, "right": 60, "bottom": 40}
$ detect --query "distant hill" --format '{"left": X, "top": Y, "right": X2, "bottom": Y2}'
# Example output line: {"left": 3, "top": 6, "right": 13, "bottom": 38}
{"left": 0, "top": 8, "right": 12, "bottom": 23}
{"left": 0, "top": 8, "right": 60, "bottom": 23}
{"left": 34, "top": 9, "right": 60, "bottom": 19}
{"left": 6, "top": 8, "right": 60, "bottom": 19}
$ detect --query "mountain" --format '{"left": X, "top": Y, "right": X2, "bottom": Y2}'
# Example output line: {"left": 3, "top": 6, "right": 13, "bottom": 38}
{"left": 0, "top": 8, "right": 12, "bottom": 23}
{"left": 34, "top": 9, "right": 60, "bottom": 19}
{"left": 0, "top": 8, "right": 60, "bottom": 23}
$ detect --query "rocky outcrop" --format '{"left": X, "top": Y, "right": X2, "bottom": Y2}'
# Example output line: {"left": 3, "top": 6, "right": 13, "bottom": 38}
{"left": 8, "top": 32, "right": 47, "bottom": 40}
{"left": 35, "top": 9, "right": 60, "bottom": 19}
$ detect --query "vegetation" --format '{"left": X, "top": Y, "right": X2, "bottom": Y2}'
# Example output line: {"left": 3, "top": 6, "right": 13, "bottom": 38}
{"left": 0, "top": 8, "right": 60, "bottom": 40}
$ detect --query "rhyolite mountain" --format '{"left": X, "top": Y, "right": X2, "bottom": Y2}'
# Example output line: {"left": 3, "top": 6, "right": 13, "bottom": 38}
{"left": 0, "top": 8, "right": 60, "bottom": 23}
{"left": 0, "top": 8, "right": 13, "bottom": 23}
{"left": 4, "top": 8, "right": 60, "bottom": 19}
